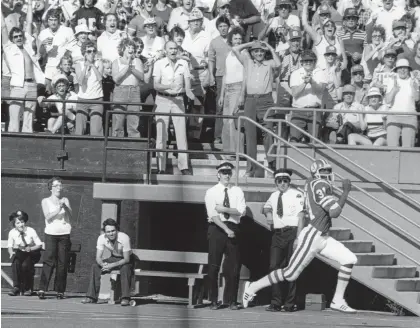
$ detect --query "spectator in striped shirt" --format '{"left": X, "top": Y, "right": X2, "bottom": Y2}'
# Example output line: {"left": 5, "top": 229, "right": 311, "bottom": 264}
{"left": 348, "top": 0, "right": 371, "bottom": 31}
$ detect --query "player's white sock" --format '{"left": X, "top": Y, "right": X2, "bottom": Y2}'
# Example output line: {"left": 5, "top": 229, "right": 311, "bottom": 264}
{"left": 332, "top": 265, "right": 353, "bottom": 303}
{"left": 248, "top": 269, "right": 284, "bottom": 294}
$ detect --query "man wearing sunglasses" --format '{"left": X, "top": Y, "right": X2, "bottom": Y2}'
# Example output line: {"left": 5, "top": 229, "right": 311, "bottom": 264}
{"left": 204, "top": 162, "right": 246, "bottom": 310}
{"left": 263, "top": 168, "right": 304, "bottom": 312}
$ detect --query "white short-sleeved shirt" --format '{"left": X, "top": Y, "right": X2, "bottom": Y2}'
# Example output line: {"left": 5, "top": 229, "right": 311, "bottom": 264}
{"left": 38, "top": 26, "right": 75, "bottom": 69}
{"left": 182, "top": 30, "right": 211, "bottom": 68}
{"left": 333, "top": 101, "right": 365, "bottom": 130}
{"left": 385, "top": 77, "right": 418, "bottom": 114}
{"left": 153, "top": 57, "right": 191, "bottom": 94}
{"left": 97, "top": 231, "right": 132, "bottom": 258}
{"left": 204, "top": 183, "right": 247, "bottom": 225}
{"left": 290, "top": 67, "right": 327, "bottom": 108}
{"left": 263, "top": 188, "right": 304, "bottom": 229}
{"left": 47, "top": 92, "right": 78, "bottom": 114}
{"left": 368, "top": 5, "right": 405, "bottom": 41}
{"left": 97, "top": 31, "right": 123, "bottom": 62}
{"left": 141, "top": 36, "right": 165, "bottom": 59}
{"left": 8, "top": 227, "right": 43, "bottom": 249}
{"left": 269, "top": 15, "right": 301, "bottom": 31}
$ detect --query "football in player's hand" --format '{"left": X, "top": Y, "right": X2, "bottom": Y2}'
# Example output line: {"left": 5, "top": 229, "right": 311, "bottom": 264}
{"left": 342, "top": 179, "right": 352, "bottom": 192}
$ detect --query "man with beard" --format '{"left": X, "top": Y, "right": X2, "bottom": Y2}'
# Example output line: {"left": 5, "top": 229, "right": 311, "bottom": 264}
{"left": 204, "top": 162, "right": 246, "bottom": 310}
{"left": 97, "top": 13, "right": 123, "bottom": 62}
{"left": 71, "top": 0, "right": 104, "bottom": 39}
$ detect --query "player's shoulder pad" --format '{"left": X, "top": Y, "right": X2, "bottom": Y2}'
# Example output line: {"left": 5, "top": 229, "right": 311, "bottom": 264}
{"left": 310, "top": 179, "right": 332, "bottom": 194}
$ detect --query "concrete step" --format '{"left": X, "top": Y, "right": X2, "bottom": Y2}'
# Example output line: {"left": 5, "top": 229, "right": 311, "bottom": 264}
{"left": 418, "top": 293, "right": 420, "bottom": 304}
{"left": 329, "top": 228, "right": 352, "bottom": 241}
{"left": 372, "top": 266, "right": 418, "bottom": 279}
{"left": 341, "top": 240, "right": 373, "bottom": 253}
{"left": 395, "top": 279, "right": 420, "bottom": 292}
{"left": 356, "top": 253, "right": 395, "bottom": 266}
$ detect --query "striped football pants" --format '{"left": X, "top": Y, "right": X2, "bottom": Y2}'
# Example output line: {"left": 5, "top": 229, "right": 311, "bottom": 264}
{"left": 268, "top": 225, "right": 358, "bottom": 284}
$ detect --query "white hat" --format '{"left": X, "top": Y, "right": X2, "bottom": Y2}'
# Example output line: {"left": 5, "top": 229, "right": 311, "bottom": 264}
{"left": 217, "top": 0, "right": 231, "bottom": 7}
{"left": 394, "top": 58, "right": 411, "bottom": 71}
{"left": 188, "top": 7, "right": 204, "bottom": 21}
{"left": 52, "top": 74, "right": 69, "bottom": 88}
{"left": 367, "top": 87, "right": 382, "bottom": 98}
{"left": 143, "top": 17, "right": 157, "bottom": 26}
{"left": 75, "top": 24, "right": 90, "bottom": 36}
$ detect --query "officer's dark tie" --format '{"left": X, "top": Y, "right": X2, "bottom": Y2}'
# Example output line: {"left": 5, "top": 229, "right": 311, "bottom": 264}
{"left": 223, "top": 188, "right": 230, "bottom": 220}
{"left": 277, "top": 192, "right": 284, "bottom": 218}
{"left": 20, "top": 231, "right": 28, "bottom": 247}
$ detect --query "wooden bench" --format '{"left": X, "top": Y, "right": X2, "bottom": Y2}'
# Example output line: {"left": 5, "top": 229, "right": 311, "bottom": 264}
{"left": 1, "top": 240, "right": 81, "bottom": 288}
{"left": 103, "top": 249, "right": 250, "bottom": 308}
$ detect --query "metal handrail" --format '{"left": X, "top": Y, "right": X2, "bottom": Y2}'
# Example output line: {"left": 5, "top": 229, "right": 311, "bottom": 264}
{"left": 236, "top": 115, "right": 420, "bottom": 249}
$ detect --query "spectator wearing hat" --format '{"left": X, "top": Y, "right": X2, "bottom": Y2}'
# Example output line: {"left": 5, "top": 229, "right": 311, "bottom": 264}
{"left": 337, "top": 0, "right": 371, "bottom": 30}
{"left": 384, "top": 58, "right": 419, "bottom": 147}
{"left": 337, "top": 7, "right": 367, "bottom": 71}
{"left": 182, "top": 7, "right": 212, "bottom": 140}
{"left": 366, "top": 0, "right": 405, "bottom": 42}
{"left": 74, "top": 40, "right": 104, "bottom": 136}
{"left": 167, "top": 0, "right": 199, "bottom": 31}
{"left": 128, "top": 0, "right": 164, "bottom": 38}
{"left": 371, "top": 47, "right": 397, "bottom": 94}
{"left": 259, "top": 17, "right": 290, "bottom": 54}
{"left": 387, "top": 20, "right": 413, "bottom": 59}
{"left": 232, "top": 40, "right": 281, "bottom": 176}
{"left": 269, "top": 0, "right": 301, "bottom": 31}
{"left": 209, "top": 15, "right": 233, "bottom": 144}
{"left": 66, "top": 24, "right": 91, "bottom": 65}
{"left": 153, "top": 40, "right": 194, "bottom": 175}
{"left": 263, "top": 168, "right": 305, "bottom": 312}
{"left": 348, "top": 86, "right": 388, "bottom": 146}
{"left": 302, "top": 0, "right": 347, "bottom": 71}
{"left": 71, "top": 0, "right": 104, "bottom": 39}
{"left": 204, "top": 162, "right": 246, "bottom": 310}
{"left": 326, "top": 84, "right": 366, "bottom": 144}
{"left": 3, "top": 7, "right": 45, "bottom": 133}
{"left": 97, "top": 13, "right": 123, "bottom": 63}
{"left": 321, "top": 45, "right": 343, "bottom": 110}
{"left": 207, "top": 0, "right": 234, "bottom": 40}
{"left": 288, "top": 49, "right": 327, "bottom": 142}
{"left": 111, "top": 38, "right": 144, "bottom": 138}
{"left": 81, "top": 219, "right": 134, "bottom": 306}
{"left": 38, "top": 9, "right": 74, "bottom": 95}
{"left": 37, "top": 74, "right": 77, "bottom": 134}
{"left": 362, "top": 25, "right": 387, "bottom": 81}
{"left": 349, "top": 64, "right": 369, "bottom": 105}
{"left": 141, "top": 17, "right": 165, "bottom": 63}
{"left": 312, "top": 3, "right": 343, "bottom": 31}
{"left": 7, "top": 210, "right": 43, "bottom": 296}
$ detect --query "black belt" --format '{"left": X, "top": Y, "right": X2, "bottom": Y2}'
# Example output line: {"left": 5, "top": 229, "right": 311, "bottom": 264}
{"left": 274, "top": 226, "right": 297, "bottom": 232}
{"left": 246, "top": 93, "right": 271, "bottom": 98}
{"left": 157, "top": 91, "right": 185, "bottom": 98}
{"left": 279, "top": 80, "right": 289, "bottom": 82}
{"left": 24, "top": 78, "right": 34, "bottom": 82}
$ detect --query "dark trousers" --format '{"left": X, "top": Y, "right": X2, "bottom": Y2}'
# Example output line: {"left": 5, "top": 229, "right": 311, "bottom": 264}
{"left": 208, "top": 222, "right": 241, "bottom": 304}
{"left": 337, "top": 122, "right": 362, "bottom": 144}
{"left": 11, "top": 249, "right": 41, "bottom": 291}
{"left": 289, "top": 112, "right": 321, "bottom": 142}
{"left": 39, "top": 234, "right": 71, "bottom": 293}
{"left": 86, "top": 256, "right": 133, "bottom": 300}
{"left": 243, "top": 94, "right": 275, "bottom": 173}
{"left": 139, "top": 82, "right": 157, "bottom": 138}
{"left": 214, "top": 76, "right": 224, "bottom": 140}
{"left": 270, "top": 227, "right": 297, "bottom": 307}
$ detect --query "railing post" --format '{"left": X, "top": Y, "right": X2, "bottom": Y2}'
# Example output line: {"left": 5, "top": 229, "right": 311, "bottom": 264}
{"left": 311, "top": 107, "right": 317, "bottom": 158}
{"left": 60, "top": 99, "right": 66, "bottom": 170}
{"left": 102, "top": 109, "right": 110, "bottom": 182}
{"left": 146, "top": 115, "right": 151, "bottom": 185}
{"left": 235, "top": 116, "right": 241, "bottom": 186}
{"left": 276, "top": 117, "right": 282, "bottom": 170}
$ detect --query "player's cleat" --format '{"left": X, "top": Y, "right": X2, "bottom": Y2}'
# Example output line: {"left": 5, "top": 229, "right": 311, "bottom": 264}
{"left": 330, "top": 301, "right": 357, "bottom": 314}
{"left": 242, "top": 282, "right": 256, "bottom": 309}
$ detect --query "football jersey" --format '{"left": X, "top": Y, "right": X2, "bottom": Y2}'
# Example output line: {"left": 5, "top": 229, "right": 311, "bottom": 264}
{"left": 304, "top": 177, "right": 339, "bottom": 234}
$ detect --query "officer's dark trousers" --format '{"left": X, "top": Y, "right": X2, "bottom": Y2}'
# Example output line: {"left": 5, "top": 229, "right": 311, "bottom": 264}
{"left": 207, "top": 222, "right": 241, "bottom": 304}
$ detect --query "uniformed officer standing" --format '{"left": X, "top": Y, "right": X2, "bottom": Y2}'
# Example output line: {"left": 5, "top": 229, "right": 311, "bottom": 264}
{"left": 262, "top": 169, "right": 305, "bottom": 312}
{"left": 204, "top": 162, "right": 246, "bottom": 310}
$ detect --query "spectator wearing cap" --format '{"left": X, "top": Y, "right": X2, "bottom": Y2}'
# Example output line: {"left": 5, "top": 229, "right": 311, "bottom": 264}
{"left": 384, "top": 58, "right": 419, "bottom": 147}
{"left": 302, "top": 0, "right": 347, "bottom": 71}
{"left": 128, "top": 0, "right": 164, "bottom": 38}
{"left": 111, "top": 39, "right": 144, "bottom": 138}
{"left": 7, "top": 210, "right": 43, "bottom": 297}
{"left": 348, "top": 86, "right": 388, "bottom": 146}
{"left": 336, "top": 7, "right": 367, "bottom": 70}
{"left": 3, "top": 8, "right": 45, "bottom": 133}
{"left": 204, "top": 162, "right": 246, "bottom": 310}
{"left": 38, "top": 9, "right": 74, "bottom": 95}
{"left": 321, "top": 45, "right": 344, "bottom": 110}
{"left": 362, "top": 25, "right": 386, "bottom": 81}
{"left": 228, "top": 0, "right": 261, "bottom": 41}
{"left": 263, "top": 168, "right": 305, "bottom": 313}
{"left": 167, "top": 0, "right": 199, "bottom": 31}
{"left": 71, "top": 0, "right": 104, "bottom": 39}
{"left": 97, "top": 13, "right": 123, "bottom": 63}
{"left": 348, "top": 64, "right": 368, "bottom": 105}
{"left": 327, "top": 84, "right": 366, "bottom": 144}
{"left": 371, "top": 47, "right": 397, "bottom": 94}
{"left": 207, "top": 0, "right": 234, "bottom": 40}
{"left": 269, "top": 0, "right": 301, "bottom": 31}
{"left": 66, "top": 24, "right": 91, "bottom": 65}
{"left": 288, "top": 49, "right": 327, "bottom": 143}
{"left": 208, "top": 15, "right": 232, "bottom": 144}
{"left": 366, "top": 0, "right": 405, "bottom": 42}
{"left": 182, "top": 7, "right": 212, "bottom": 140}
{"left": 74, "top": 40, "right": 104, "bottom": 136}
{"left": 37, "top": 74, "right": 77, "bottom": 134}
{"left": 141, "top": 17, "right": 165, "bottom": 63}
{"left": 259, "top": 18, "right": 290, "bottom": 54}
{"left": 312, "top": 3, "right": 343, "bottom": 31}
{"left": 232, "top": 40, "right": 281, "bottom": 176}
{"left": 219, "top": 26, "right": 246, "bottom": 157}
{"left": 337, "top": 0, "right": 371, "bottom": 30}
{"left": 153, "top": 40, "right": 194, "bottom": 175}
{"left": 387, "top": 20, "right": 413, "bottom": 59}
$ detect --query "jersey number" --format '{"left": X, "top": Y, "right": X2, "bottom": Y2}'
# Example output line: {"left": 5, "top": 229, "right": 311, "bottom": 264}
{"left": 316, "top": 187, "right": 327, "bottom": 200}
{"left": 78, "top": 18, "right": 97, "bottom": 30}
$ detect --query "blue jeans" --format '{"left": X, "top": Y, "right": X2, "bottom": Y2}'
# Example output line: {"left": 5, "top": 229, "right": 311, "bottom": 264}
{"left": 112, "top": 85, "right": 141, "bottom": 138}
{"left": 222, "top": 82, "right": 244, "bottom": 154}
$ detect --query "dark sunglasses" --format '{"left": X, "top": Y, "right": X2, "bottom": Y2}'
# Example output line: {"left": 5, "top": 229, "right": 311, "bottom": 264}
{"left": 86, "top": 49, "right": 97, "bottom": 54}
{"left": 219, "top": 169, "right": 232, "bottom": 175}
{"left": 277, "top": 5, "right": 290, "bottom": 10}
{"left": 352, "top": 72, "right": 364, "bottom": 76}
{"left": 13, "top": 34, "right": 23, "bottom": 39}
{"left": 384, "top": 55, "right": 396, "bottom": 59}
{"left": 275, "top": 178, "right": 290, "bottom": 184}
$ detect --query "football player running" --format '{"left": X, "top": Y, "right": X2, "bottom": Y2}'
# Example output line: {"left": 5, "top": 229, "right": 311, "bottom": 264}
{"left": 242, "top": 159, "right": 357, "bottom": 313}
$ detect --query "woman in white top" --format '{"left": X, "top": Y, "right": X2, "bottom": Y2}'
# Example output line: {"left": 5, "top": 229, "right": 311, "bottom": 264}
{"left": 348, "top": 87, "right": 388, "bottom": 146}
{"left": 219, "top": 27, "right": 245, "bottom": 157}
{"left": 301, "top": 0, "right": 347, "bottom": 70}
{"left": 7, "top": 210, "right": 42, "bottom": 296}
{"left": 384, "top": 58, "right": 420, "bottom": 147}
{"left": 112, "top": 38, "right": 144, "bottom": 137}
{"left": 38, "top": 177, "right": 72, "bottom": 300}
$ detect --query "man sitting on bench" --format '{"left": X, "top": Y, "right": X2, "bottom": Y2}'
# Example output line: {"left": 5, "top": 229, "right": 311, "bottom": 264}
{"left": 82, "top": 219, "right": 133, "bottom": 306}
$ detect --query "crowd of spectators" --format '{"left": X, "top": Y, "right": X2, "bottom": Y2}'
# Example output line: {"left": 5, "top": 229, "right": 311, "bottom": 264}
{"left": 1, "top": 0, "right": 420, "bottom": 175}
